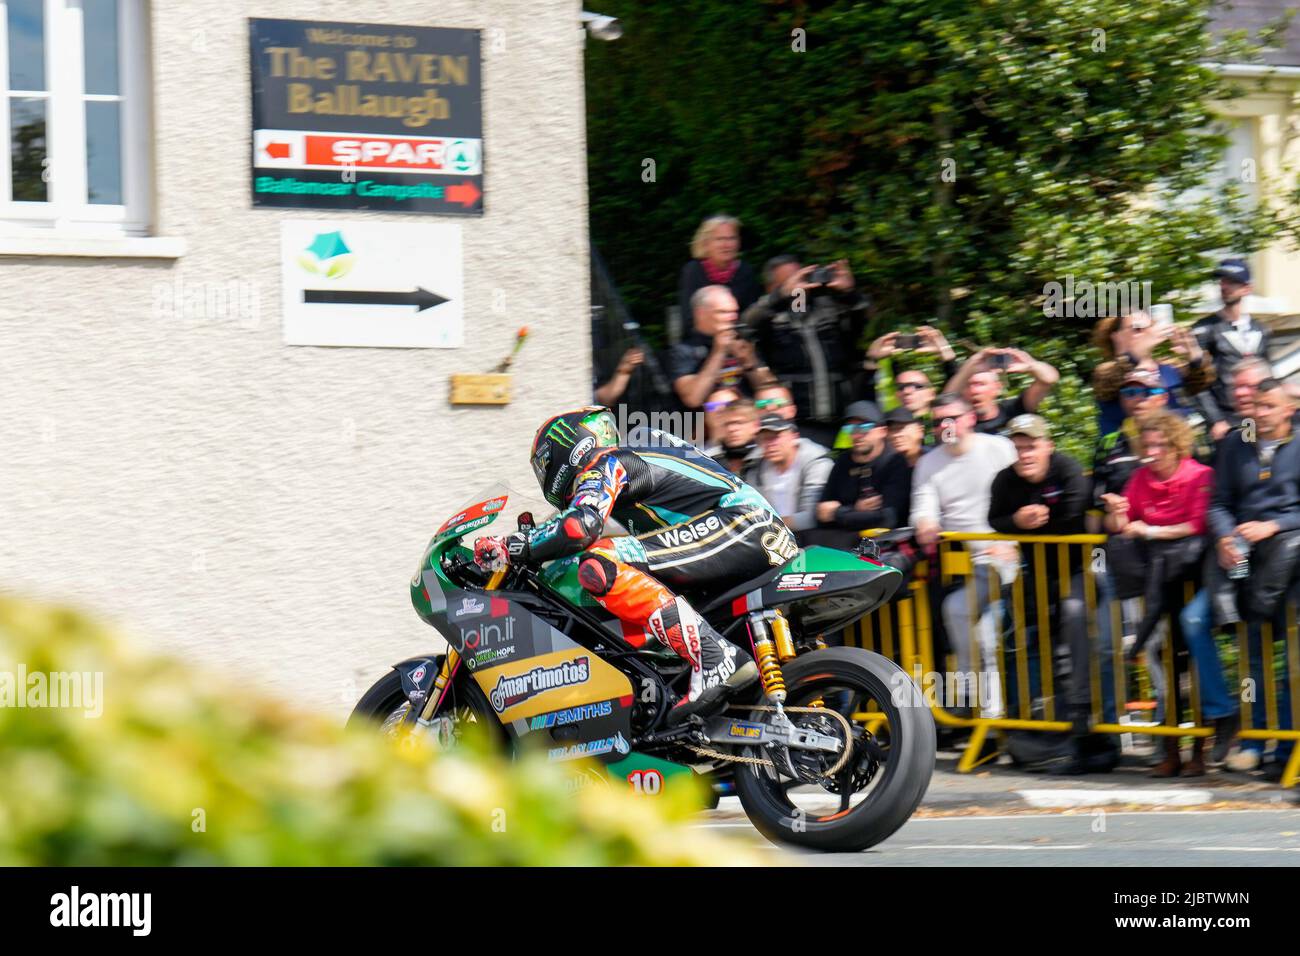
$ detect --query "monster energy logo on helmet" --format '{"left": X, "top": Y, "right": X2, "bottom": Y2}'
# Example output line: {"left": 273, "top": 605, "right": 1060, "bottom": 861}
{"left": 545, "top": 418, "right": 579, "bottom": 448}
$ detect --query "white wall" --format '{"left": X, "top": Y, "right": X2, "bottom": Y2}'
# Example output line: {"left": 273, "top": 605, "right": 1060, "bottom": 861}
{"left": 0, "top": 0, "right": 590, "bottom": 713}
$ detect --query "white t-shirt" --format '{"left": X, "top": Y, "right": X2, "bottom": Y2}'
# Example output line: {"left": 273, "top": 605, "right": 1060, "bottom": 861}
{"left": 911, "top": 433, "right": 1018, "bottom": 564}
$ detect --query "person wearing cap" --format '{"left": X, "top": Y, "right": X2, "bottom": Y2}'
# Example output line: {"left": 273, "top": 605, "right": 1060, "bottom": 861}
{"left": 1089, "top": 366, "right": 1174, "bottom": 518}
{"left": 1091, "top": 309, "right": 1213, "bottom": 436}
{"left": 813, "top": 401, "right": 913, "bottom": 544}
{"left": 744, "top": 414, "right": 833, "bottom": 535}
{"left": 1192, "top": 258, "right": 1275, "bottom": 440}
{"left": 944, "top": 346, "right": 1060, "bottom": 436}
{"left": 885, "top": 405, "right": 925, "bottom": 466}
{"left": 988, "top": 414, "right": 1117, "bottom": 772}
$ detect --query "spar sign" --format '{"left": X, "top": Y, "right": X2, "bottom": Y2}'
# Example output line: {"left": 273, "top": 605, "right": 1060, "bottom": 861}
{"left": 250, "top": 19, "right": 483, "bottom": 215}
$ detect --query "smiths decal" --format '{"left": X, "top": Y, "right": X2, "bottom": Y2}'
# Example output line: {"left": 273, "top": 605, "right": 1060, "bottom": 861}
{"left": 250, "top": 19, "right": 483, "bottom": 215}
{"left": 489, "top": 657, "right": 590, "bottom": 713}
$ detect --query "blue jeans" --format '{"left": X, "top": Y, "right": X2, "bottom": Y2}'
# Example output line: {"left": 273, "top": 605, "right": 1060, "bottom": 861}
{"left": 1177, "top": 589, "right": 1236, "bottom": 721}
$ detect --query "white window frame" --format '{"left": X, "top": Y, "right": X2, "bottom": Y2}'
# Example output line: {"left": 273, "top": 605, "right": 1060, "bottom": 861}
{"left": 0, "top": 0, "right": 150, "bottom": 236}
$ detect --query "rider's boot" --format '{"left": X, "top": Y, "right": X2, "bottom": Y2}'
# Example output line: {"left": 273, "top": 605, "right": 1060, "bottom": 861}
{"left": 654, "top": 598, "right": 757, "bottom": 726}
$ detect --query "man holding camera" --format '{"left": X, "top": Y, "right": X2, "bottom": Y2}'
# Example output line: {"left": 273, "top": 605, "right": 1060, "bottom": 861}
{"left": 669, "top": 285, "right": 776, "bottom": 412}
{"left": 740, "top": 256, "right": 869, "bottom": 448}
{"left": 1193, "top": 258, "right": 1275, "bottom": 440}
{"left": 944, "top": 347, "right": 1059, "bottom": 435}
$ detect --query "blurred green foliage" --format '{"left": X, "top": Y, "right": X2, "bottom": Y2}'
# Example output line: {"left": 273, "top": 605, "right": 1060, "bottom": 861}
{"left": 586, "top": 0, "right": 1298, "bottom": 450}
{"left": 0, "top": 599, "right": 754, "bottom": 866}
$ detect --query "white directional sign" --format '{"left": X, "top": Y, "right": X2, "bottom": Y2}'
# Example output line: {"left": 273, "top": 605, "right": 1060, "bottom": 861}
{"left": 280, "top": 220, "right": 463, "bottom": 348}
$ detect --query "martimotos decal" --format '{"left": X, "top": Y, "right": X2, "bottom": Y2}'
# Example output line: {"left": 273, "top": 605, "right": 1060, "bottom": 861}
{"left": 489, "top": 657, "right": 590, "bottom": 713}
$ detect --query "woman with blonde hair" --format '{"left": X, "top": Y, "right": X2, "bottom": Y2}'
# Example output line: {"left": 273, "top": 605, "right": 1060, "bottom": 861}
{"left": 1091, "top": 309, "right": 1213, "bottom": 434}
{"left": 1102, "top": 410, "right": 1233, "bottom": 776}
{"left": 677, "top": 214, "right": 761, "bottom": 318}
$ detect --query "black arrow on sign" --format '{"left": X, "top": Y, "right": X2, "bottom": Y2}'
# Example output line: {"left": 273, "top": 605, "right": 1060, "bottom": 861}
{"left": 303, "top": 287, "right": 450, "bottom": 312}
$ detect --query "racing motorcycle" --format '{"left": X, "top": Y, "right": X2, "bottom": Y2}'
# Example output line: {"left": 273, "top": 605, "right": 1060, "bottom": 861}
{"left": 349, "top": 484, "right": 935, "bottom": 852}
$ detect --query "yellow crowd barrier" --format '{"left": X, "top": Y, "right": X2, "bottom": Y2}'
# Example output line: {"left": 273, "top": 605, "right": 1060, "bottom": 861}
{"left": 843, "top": 530, "right": 1300, "bottom": 787}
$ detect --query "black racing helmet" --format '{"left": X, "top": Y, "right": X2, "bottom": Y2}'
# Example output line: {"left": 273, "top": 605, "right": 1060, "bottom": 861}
{"left": 530, "top": 406, "right": 620, "bottom": 507}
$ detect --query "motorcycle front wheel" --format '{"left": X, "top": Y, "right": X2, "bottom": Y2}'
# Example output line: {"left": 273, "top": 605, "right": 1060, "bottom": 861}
{"left": 347, "top": 656, "right": 505, "bottom": 750}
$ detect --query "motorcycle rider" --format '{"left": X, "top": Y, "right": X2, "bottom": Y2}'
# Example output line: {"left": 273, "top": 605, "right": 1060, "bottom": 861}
{"left": 473, "top": 406, "right": 800, "bottom": 723}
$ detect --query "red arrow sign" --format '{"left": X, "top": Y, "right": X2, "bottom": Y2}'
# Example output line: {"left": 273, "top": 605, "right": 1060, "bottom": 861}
{"left": 264, "top": 141, "right": 290, "bottom": 160}
{"left": 446, "top": 180, "right": 481, "bottom": 207}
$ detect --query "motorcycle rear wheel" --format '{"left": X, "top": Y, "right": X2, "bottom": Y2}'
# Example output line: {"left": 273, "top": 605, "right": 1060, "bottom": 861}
{"left": 732, "top": 646, "right": 934, "bottom": 852}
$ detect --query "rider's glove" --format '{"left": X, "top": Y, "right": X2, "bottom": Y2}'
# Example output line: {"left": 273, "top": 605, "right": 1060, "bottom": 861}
{"left": 473, "top": 532, "right": 529, "bottom": 572}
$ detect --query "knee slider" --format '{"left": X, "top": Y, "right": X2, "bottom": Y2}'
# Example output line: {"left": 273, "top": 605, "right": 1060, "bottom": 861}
{"left": 578, "top": 553, "right": 619, "bottom": 597}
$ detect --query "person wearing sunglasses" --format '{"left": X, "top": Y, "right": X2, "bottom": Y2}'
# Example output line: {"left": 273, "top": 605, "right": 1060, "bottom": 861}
{"left": 1089, "top": 367, "right": 1174, "bottom": 523}
{"left": 1091, "top": 308, "right": 1212, "bottom": 435}
{"left": 811, "top": 402, "right": 913, "bottom": 550}
{"left": 699, "top": 386, "right": 742, "bottom": 456}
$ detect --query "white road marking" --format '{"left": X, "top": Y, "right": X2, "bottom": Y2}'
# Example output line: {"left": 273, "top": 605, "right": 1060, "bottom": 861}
{"left": 1189, "top": 846, "right": 1300, "bottom": 852}
{"left": 902, "top": 844, "right": 1091, "bottom": 851}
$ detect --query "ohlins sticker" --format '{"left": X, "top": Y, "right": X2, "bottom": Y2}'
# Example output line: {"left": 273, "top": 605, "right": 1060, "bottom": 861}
{"left": 529, "top": 699, "right": 615, "bottom": 729}
{"left": 490, "top": 657, "right": 590, "bottom": 713}
{"left": 655, "top": 514, "right": 722, "bottom": 547}
{"left": 727, "top": 720, "right": 763, "bottom": 739}
{"left": 548, "top": 731, "right": 630, "bottom": 762}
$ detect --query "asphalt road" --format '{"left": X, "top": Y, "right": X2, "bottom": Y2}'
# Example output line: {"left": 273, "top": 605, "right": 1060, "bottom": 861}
{"left": 695, "top": 808, "right": 1300, "bottom": 865}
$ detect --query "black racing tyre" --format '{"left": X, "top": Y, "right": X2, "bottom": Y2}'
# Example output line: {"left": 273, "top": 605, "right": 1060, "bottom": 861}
{"left": 347, "top": 657, "right": 506, "bottom": 749}
{"left": 732, "top": 646, "right": 935, "bottom": 852}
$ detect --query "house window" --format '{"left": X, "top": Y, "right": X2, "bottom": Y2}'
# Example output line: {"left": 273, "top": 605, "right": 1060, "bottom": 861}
{"left": 0, "top": 0, "right": 149, "bottom": 234}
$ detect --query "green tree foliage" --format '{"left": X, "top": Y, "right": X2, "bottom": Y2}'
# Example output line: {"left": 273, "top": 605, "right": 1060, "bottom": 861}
{"left": 0, "top": 599, "right": 754, "bottom": 865}
{"left": 586, "top": 0, "right": 1294, "bottom": 452}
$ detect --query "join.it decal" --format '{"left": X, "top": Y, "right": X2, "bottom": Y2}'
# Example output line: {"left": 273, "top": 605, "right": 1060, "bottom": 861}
{"left": 489, "top": 657, "right": 590, "bottom": 713}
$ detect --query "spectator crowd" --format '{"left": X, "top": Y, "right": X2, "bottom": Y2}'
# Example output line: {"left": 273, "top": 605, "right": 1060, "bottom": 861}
{"left": 593, "top": 214, "right": 1296, "bottom": 782}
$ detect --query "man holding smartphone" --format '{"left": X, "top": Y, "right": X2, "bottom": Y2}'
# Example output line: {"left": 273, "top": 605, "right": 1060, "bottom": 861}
{"left": 1193, "top": 258, "right": 1275, "bottom": 440}
{"left": 739, "top": 255, "right": 869, "bottom": 447}
{"left": 943, "top": 346, "right": 1060, "bottom": 435}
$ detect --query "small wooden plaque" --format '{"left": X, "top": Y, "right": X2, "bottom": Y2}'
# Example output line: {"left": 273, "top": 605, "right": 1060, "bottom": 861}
{"left": 450, "top": 373, "right": 512, "bottom": 405}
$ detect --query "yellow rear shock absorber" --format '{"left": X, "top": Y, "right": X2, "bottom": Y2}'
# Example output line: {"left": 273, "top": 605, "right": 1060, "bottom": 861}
{"left": 771, "top": 609, "right": 796, "bottom": 662}
{"left": 749, "top": 613, "right": 786, "bottom": 704}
